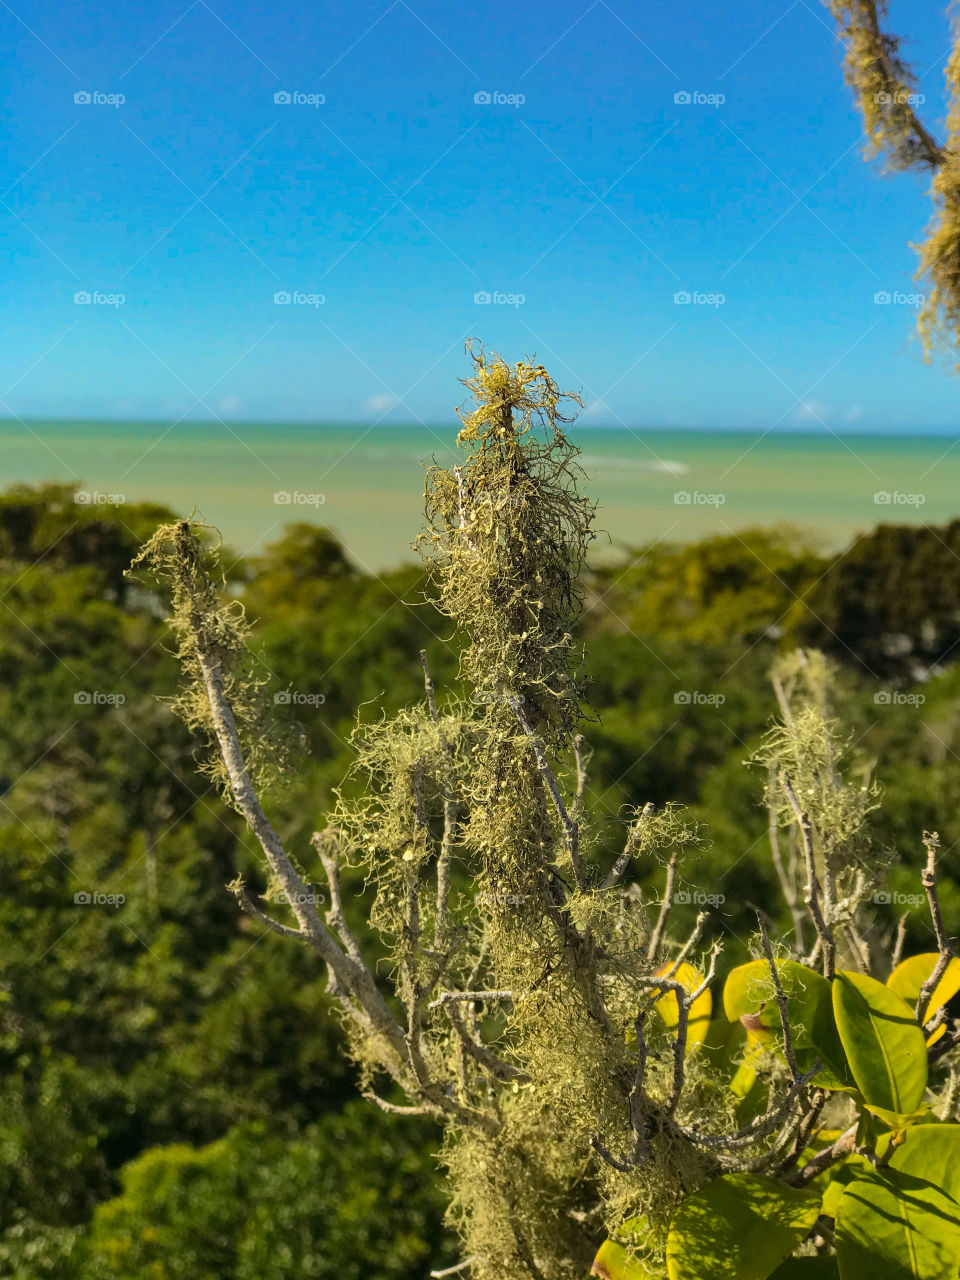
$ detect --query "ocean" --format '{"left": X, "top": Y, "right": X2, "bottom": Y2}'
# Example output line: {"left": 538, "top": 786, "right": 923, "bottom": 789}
{"left": 3, "top": 419, "right": 958, "bottom": 571}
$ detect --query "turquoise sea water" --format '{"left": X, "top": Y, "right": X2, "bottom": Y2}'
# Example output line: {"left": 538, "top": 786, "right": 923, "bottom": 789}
{"left": 3, "top": 419, "right": 959, "bottom": 570}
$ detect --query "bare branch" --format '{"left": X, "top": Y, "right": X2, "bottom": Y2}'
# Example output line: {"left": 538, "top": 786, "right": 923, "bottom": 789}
{"left": 429, "top": 989, "right": 514, "bottom": 1010}
{"left": 781, "top": 771, "right": 835, "bottom": 980}
{"left": 571, "top": 734, "right": 589, "bottom": 817}
{"left": 507, "top": 695, "right": 585, "bottom": 890}
{"left": 682, "top": 1062, "right": 823, "bottom": 1152}
{"left": 759, "top": 917, "right": 801, "bottom": 1082}
{"left": 603, "top": 801, "right": 654, "bottom": 890}
{"left": 231, "top": 880, "right": 308, "bottom": 941}
{"left": 443, "top": 1002, "right": 528, "bottom": 1083}
{"left": 646, "top": 845, "right": 680, "bottom": 963}
{"left": 891, "top": 911, "right": 910, "bottom": 971}
{"left": 917, "top": 830, "right": 954, "bottom": 1022}
{"left": 431, "top": 1258, "right": 477, "bottom": 1278}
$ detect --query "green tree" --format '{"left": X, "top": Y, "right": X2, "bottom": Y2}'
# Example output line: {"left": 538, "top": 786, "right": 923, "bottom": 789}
{"left": 133, "top": 347, "right": 960, "bottom": 1279}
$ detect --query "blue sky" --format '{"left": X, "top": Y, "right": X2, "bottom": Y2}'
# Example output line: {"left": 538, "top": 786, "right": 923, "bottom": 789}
{"left": 1, "top": 0, "right": 958, "bottom": 430}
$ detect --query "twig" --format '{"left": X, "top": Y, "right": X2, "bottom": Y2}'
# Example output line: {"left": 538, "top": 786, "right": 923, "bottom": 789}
{"left": 917, "top": 831, "right": 954, "bottom": 1022}
{"left": 646, "top": 846, "right": 680, "bottom": 963}
{"left": 429, "top": 989, "right": 514, "bottom": 1010}
{"left": 797, "top": 1121, "right": 858, "bottom": 1183}
{"left": 507, "top": 695, "right": 585, "bottom": 890}
{"left": 781, "top": 771, "right": 835, "bottom": 980}
{"left": 231, "top": 881, "right": 308, "bottom": 941}
{"left": 571, "top": 734, "right": 589, "bottom": 817}
{"left": 431, "top": 1259, "right": 476, "bottom": 1279}
{"left": 682, "top": 1062, "right": 823, "bottom": 1151}
{"left": 767, "top": 764, "right": 805, "bottom": 947}
{"left": 891, "top": 911, "right": 910, "bottom": 971}
{"left": 443, "top": 1003, "right": 528, "bottom": 1082}
{"left": 661, "top": 911, "right": 709, "bottom": 979}
{"left": 758, "top": 917, "right": 801, "bottom": 1082}
{"left": 603, "top": 802, "right": 654, "bottom": 890}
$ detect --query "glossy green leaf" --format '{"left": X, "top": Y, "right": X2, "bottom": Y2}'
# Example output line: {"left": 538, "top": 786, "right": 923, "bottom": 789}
{"left": 889, "top": 1123, "right": 960, "bottom": 1204}
{"left": 722, "top": 959, "right": 850, "bottom": 1088}
{"left": 665, "top": 1173, "right": 820, "bottom": 1280}
{"left": 590, "top": 1237, "right": 648, "bottom": 1279}
{"left": 768, "top": 1259, "right": 840, "bottom": 1279}
{"left": 888, "top": 953, "right": 960, "bottom": 1045}
{"left": 835, "top": 1167, "right": 960, "bottom": 1279}
{"left": 832, "top": 971, "right": 928, "bottom": 1114}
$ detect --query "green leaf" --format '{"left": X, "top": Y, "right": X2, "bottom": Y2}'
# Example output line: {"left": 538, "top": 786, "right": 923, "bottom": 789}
{"left": 590, "top": 1237, "right": 648, "bottom": 1279}
{"left": 835, "top": 1167, "right": 960, "bottom": 1279}
{"left": 832, "top": 971, "right": 928, "bottom": 1114}
{"left": 889, "top": 1123, "right": 960, "bottom": 1204}
{"left": 768, "top": 1259, "right": 840, "bottom": 1278}
{"left": 665, "top": 1173, "right": 820, "bottom": 1280}
{"left": 888, "top": 953, "right": 960, "bottom": 1046}
{"left": 722, "top": 960, "right": 851, "bottom": 1088}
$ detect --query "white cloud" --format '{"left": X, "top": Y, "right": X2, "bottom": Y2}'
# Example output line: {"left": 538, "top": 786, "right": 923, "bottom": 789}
{"left": 367, "top": 393, "right": 398, "bottom": 414}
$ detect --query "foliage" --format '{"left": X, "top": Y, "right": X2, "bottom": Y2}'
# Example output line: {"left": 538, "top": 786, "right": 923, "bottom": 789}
{"left": 131, "top": 348, "right": 960, "bottom": 1279}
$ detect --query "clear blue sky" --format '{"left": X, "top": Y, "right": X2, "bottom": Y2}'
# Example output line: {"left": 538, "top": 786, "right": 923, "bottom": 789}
{"left": 2, "top": 0, "right": 958, "bottom": 430}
